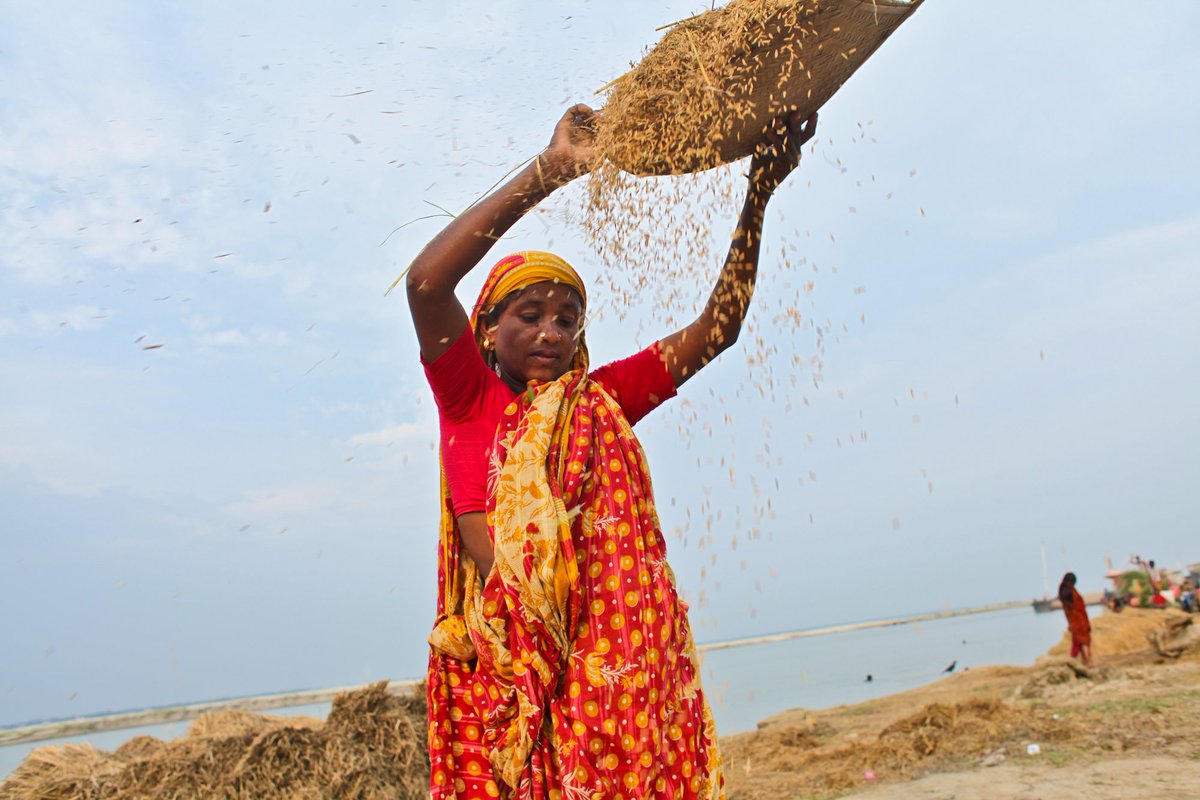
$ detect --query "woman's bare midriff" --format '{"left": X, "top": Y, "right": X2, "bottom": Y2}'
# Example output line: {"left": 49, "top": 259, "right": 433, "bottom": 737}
{"left": 456, "top": 511, "right": 494, "bottom": 577}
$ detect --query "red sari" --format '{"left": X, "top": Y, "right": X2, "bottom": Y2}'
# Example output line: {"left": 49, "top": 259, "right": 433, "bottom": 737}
{"left": 1063, "top": 587, "right": 1090, "bottom": 657}
{"left": 426, "top": 370, "right": 723, "bottom": 799}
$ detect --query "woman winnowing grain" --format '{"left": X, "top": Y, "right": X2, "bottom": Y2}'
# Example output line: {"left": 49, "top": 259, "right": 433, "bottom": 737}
{"left": 406, "top": 103, "right": 816, "bottom": 800}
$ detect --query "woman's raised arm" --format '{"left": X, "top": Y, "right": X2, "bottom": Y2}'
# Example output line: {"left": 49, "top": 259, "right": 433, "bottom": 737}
{"left": 660, "top": 110, "right": 817, "bottom": 386}
{"left": 406, "top": 105, "right": 596, "bottom": 361}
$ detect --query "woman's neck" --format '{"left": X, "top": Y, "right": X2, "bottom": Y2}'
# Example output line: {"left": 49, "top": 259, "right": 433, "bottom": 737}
{"left": 495, "top": 362, "right": 527, "bottom": 394}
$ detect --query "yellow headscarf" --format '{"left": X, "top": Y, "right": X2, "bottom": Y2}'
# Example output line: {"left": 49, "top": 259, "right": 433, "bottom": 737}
{"left": 471, "top": 251, "right": 588, "bottom": 370}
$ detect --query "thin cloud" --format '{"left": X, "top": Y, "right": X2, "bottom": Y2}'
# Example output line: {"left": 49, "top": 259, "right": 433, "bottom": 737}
{"left": 349, "top": 422, "right": 428, "bottom": 448}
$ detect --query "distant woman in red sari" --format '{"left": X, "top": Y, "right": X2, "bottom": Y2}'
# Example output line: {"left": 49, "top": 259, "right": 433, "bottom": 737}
{"left": 1058, "top": 572, "right": 1093, "bottom": 667}
{"left": 406, "top": 103, "right": 816, "bottom": 799}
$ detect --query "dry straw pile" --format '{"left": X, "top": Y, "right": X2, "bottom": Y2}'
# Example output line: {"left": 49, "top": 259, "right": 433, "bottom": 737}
{"left": 724, "top": 697, "right": 1067, "bottom": 794}
{"left": 1046, "top": 607, "right": 1195, "bottom": 659}
{"left": 0, "top": 682, "right": 428, "bottom": 800}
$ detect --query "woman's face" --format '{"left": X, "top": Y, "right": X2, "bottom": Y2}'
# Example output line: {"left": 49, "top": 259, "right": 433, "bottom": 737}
{"left": 488, "top": 281, "right": 583, "bottom": 386}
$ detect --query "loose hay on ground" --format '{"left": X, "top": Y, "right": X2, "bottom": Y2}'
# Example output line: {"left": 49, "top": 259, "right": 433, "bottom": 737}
{"left": 0, "top": 682, "right": 429, "bottom": 800}
{"left": 725, "top": 697, "right": 1064, "bottom": 797}
{"left": 0, "top": 745, "right": 125, "bottom": 800}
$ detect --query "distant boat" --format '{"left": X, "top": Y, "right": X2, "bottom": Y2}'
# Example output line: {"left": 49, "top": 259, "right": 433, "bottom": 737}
{"left": 1032, "top": 543, "right": 1055, "bottom": 613}
{"left": 1031, "top": 547, "right": 1105, "bottom": 612}
{"left": 1031, "top": 591, "right": 1103, "bottom": 613}
{"left": 1032, "top": 597, "right": 1057, "bottom": 614}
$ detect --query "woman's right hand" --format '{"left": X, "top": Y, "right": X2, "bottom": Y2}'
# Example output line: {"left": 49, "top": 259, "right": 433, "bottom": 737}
{"left": 538, "top": 103, "right": 598, "bottom": 187}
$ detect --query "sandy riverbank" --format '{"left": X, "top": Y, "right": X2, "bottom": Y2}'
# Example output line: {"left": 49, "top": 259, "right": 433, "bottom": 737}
{"left": 723, "top": 608, "right": 1200, "bottom": 799}
{"left": 3, "top": 609, "right": 1196, "bottom": 799}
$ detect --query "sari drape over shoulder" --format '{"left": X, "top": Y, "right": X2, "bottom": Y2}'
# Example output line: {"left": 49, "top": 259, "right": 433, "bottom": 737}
{"left": 427, "top": 369, "right": 723, "bottom": 800}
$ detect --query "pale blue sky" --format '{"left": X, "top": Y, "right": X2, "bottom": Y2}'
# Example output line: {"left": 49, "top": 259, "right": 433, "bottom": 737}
{"left": 2, "top": 0, "right": 1197, "bottom": 728}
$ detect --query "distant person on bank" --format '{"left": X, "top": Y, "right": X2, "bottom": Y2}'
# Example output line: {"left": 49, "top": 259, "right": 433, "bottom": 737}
{"left": 1058, "top": 572, "right": 1093, "bottom": 667}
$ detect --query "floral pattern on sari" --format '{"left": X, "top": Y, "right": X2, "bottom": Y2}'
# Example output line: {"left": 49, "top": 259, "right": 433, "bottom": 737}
{"left": 427, "top": 370, "right": 723, "bottom": 800}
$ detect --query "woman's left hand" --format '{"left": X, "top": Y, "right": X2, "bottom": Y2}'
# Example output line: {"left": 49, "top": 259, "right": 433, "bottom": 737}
{"left": 748, "top": 110, "right": 818, "bottom": 198}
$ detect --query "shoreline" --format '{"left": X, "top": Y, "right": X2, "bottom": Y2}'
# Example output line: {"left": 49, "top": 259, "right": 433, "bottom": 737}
{"left": 0, "top": 599, "right": 1032, "bottom": 748}
{"left": 698, "top": 599, "right": 1028, "bottom": 653}
{"left": 0, "top": 682, "right": 416, "bottom": 749}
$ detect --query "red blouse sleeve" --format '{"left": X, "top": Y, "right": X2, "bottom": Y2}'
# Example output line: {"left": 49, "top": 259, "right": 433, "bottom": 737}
{"left": 421, "top": 325, "right": 491, "bottom": 424}
{"left": 590, "top": 341, "right": 677, "bottom": 426}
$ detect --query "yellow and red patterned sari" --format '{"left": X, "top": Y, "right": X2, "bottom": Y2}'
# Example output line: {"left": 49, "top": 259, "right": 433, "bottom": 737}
{"left": 426, "top": 340, "right": 724, "bottom": 798}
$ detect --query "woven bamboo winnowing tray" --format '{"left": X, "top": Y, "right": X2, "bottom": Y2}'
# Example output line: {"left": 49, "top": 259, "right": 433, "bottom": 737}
{"left": 598, "top": 0, "right": 925, "bottom": 176}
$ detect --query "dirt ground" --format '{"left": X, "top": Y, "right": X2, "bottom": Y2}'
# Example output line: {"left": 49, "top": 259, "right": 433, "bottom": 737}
{"left": 834, "top": 754, "right": 1200, "bottom": 800}
{"left": 723, "top": 608, "right": 1200, "bottom": 799}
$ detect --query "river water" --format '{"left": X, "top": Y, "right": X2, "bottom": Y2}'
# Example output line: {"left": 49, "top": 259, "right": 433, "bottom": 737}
{"left": 700, "top": 604, "right": 1067, "bottom": 734}
{"left": 0, "top": 604, "right": 1069, "bottom": 780}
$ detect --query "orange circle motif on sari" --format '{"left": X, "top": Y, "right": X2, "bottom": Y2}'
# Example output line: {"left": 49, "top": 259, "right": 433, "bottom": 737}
{"left": 425, "top": 347, "right": 723, "bottom": 799}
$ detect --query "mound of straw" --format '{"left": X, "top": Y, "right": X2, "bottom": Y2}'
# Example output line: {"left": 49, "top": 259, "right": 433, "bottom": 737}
{"left": 0, "top": 682, "right": 428, "bottom": 800}
{"left": 1046, "top": 607, "right": 1193, "bottom": 659}
{"left": 595, "top": 0, "right": 923, "bottom": 176}
{"left": 1016, "top": 657, "right": 1102, "bottom": 700}
{"left": 724, "top": 697, "right": 1065, "bottom": 796}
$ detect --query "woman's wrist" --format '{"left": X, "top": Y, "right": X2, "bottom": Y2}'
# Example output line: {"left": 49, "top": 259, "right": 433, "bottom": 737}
{"left": 537, "top": 149, "right": 590, "bottom": 190}
{"left": 745, "top": 183, "right": 772, "bottom": 213}
{"left": 533, "top": 152, "right": 566, "bottom": 191}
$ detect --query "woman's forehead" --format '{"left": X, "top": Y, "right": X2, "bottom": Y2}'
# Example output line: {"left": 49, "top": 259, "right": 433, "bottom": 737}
{"left": 508, "top": 281, "right": 584, "bottom": 310}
